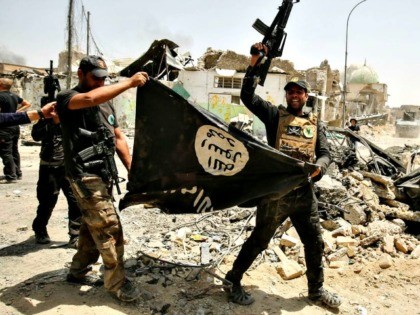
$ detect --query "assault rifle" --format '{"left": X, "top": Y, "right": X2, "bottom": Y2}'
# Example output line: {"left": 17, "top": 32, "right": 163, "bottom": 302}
{"left": 250, "top": 0, "right": 299, "bottom": 87}
{"left": 77, "top": 126, "right": 122, "bottom": 194}
{"left": 42, "top": 60, "right": 61, "bottom": 105}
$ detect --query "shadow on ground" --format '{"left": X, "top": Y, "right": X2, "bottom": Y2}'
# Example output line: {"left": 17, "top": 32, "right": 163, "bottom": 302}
{"left": 0, "top": 267, "right": 337, "bottom": 314}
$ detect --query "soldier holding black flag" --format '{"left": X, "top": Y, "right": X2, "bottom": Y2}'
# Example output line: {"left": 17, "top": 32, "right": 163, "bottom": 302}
{"left": 224, "top": 43, "right": 342, "bottom": 308}
{"left": 56, "top": 55, "right": 148, "bottom": 302}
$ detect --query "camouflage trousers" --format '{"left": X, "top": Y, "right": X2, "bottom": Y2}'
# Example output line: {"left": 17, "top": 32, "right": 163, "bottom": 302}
{"left": 229, "top": 183, "right": 325, "bottom": 294}
{"left": 69, "top": 176, "right": 125, "bottom": 293}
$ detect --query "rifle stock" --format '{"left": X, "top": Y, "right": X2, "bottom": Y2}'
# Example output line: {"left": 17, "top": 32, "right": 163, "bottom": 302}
{"left": 250, "top": 0, "right": 299, "bottom": 86}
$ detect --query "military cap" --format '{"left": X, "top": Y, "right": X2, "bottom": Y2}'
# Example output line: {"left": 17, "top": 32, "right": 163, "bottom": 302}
{"left": 79, "top": 55, "right": 109, "bottom": 78}
{"left": 284, "top": 77, "right": 311, "bottom": 93}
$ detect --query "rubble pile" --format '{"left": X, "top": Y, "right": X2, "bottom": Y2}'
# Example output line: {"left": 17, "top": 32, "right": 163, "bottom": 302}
{"left": 316, "top": 171, "right": 419, "bottom": 270}
{"left": 112, "top": 125, "right": 419, "bottom": 314}
{"left": 119, "top": 163, "right": 419, "bottom": 304}
{"left": 196, "top": 47, "right": 298, "bottom": 76}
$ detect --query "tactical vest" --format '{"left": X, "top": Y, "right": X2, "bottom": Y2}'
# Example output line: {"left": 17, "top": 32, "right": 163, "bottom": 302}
{"left": 275, "top": 106, "right": 317, "bottom": 163}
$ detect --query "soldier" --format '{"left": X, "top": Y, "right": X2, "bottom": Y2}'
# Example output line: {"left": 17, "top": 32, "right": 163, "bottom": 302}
{"left": 31, "top": 108, "right": 81, "bottom": 247}
{"left": 56, "top": 56, "right": 148, "bottom": 302}
{"left": 224, "top": 43, "right": 342, "bottom": 309}
{"left": 0, "top": 78, "right": 31, "bottom": 183}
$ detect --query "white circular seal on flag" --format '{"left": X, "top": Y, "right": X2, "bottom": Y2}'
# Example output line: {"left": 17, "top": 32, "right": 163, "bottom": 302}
{"left": 194, "top": 125, "right": 249, "bottom": 176}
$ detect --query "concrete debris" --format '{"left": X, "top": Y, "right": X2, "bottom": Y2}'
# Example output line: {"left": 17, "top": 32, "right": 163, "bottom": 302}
{"left": 327, "top": 247, "right": 348, "bottom": 262}
{"left": 394, "top": 238, "right": 409, "bottom": 254}
{"left": 411, "top": 245, "right": 420, "bottom": 259}
{"left": 378, "top": 254, "right": 393, "bottom": 269}
{"left": 359, "top": 233, "right": 382, "bottom": 247}
{"left": 382, "top": 235, "right": 395, "bottom": 254}
{"left": 196, "top": 48, "right": 298, "bottom": 75}
{"left": 272, "top": 245, "right": 304, "bottom": 280}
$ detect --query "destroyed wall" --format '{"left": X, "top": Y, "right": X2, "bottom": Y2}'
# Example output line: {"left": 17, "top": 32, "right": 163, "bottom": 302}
{"left": 179, "top": 48, "right": 301, "bottom": 136}
{"left": 392, "top": 105, "right": 420, "bottom": 120}
{"left": 393, "top": 105, "right": 420, "bottom": 138}
{"left": 197, "top": 48, "right": 298, "bottom": 75}
{"left": 57, "top": 49, "right": 86, "bottom": 73}
{"left": 294, "top": 60, "right": 342, "bottom": 122}
{"left": 0, "top": 63, "right": 45, "bottom": 75}
{"left": 190, "top": 50, "right": 349, "bottom": 125}
{"left": 178, "top": 69, "right": 287, "bottom": 137}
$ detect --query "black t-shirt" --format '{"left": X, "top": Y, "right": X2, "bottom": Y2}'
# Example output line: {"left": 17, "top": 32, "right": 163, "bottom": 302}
{"left": 349, "top": 125, "right": 360, "bottom": 132}
{"left": 56, "top": 87, "right": 119, "bottom": 179}
{"left": 0, "top": 91, "right": 23, "bottom": 136}
{"left": 349, "top": 124, "right": 360, "bottom": 142}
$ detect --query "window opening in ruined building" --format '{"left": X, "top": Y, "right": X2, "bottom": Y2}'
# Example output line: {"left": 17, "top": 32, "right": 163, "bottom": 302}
{"left": 231, "top": 95, "right": 240, "bottom": 105}
{"left": 214, "top": 76, "right": 243, "bottom": 89}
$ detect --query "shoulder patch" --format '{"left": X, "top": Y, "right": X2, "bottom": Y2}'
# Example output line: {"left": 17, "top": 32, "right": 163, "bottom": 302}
{"left": 108, "top": 114, "right": 115, "bottom": 125}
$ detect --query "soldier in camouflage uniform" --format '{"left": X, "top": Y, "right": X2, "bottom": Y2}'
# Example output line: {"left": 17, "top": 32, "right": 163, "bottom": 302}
{"left": 56, "top": 56, "right": 148, "bottom": 302}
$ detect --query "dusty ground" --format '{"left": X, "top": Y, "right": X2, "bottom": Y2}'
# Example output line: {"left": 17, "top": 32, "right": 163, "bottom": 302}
{"left": 0, "top": 125, "right": 419, "bottom": 315}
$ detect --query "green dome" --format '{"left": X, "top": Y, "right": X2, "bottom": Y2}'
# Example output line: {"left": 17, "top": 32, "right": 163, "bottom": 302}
{"left": 348, "top": 65, "right": 379, "bottom": 84}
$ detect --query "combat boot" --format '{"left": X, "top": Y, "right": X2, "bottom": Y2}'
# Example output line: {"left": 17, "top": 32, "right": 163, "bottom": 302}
{"left": 224, "top": 270, "right": 255, "bottom": 305}
{"left": 35, "top": 231, "right": 51, "bottom": 244}
{"left": 114, "top": 278, "right": 140, "bottom": 302}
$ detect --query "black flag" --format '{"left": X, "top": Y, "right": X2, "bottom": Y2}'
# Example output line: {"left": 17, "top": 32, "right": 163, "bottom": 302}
{"left": 119, "top": 79, "right": 318, "bottom": 214}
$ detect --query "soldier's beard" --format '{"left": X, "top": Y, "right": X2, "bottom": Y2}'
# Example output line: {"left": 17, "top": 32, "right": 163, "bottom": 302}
{"left": 287, "top": 103, "right": 304, "bottom": 116}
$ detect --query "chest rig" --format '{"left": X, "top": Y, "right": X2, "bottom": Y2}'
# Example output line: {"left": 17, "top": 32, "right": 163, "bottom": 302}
{"left": 275, "top": 106, "right": 317, "bottom": 163}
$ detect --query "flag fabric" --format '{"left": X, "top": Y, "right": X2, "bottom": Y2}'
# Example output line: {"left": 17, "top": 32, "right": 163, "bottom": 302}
{"left": 119, "top": 79, "right": 318, "bottom": 214}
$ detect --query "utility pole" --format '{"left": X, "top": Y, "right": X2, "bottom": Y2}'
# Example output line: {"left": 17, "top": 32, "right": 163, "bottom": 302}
{"left": 66, "top": 0, "right": 74, "bottom": 89}
{"left": 342, "top": 0, "right": 368, "bottom": 127}
{"left": 87, "top": 11, "right": 91, "bottom": 55}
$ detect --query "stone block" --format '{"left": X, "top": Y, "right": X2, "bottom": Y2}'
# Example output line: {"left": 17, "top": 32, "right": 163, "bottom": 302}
{"left": 272, "top": 246, "right": 304, "bottom": 280}
{"left": 332, "top": 223, "right": 352, "bottom": 237}
{"left": 394, "top": 238, "right": 408, "bottom": 254}
{"left": 411, "top": 245, "right": 420, "bottom": 259}
{"left": 382, "top": 235, "right": 395, "bottom": 254}
{"left": 276, "top": 261, "right": 304, "bottom": 280}
{"left": 329, "top": 260, "right": 348, "bottom": 269}
{"left": 343, "top": 203, "right": 367, "bottom": 225}
{"left": 322, "top": 230, "right": 335, "bottom": 254}
{"left": 359, "top": 233, "right": 381, "bottom": 247}
{"left": 280, "top": 234, "right": 300, "bottom": 247}
{"left": 336, "top": 236, "right": 359, "bottom": 247}
{"left": 347, "top": 246, "right": 357, "bottom": 258}
{"left": 379, "top": 254, "right": 393, "bottom": 269}
{"left": 352, "top": 225, "right": 368, "bottom": 236}
{"left": 328, "top": 247, "right": 348, "bottom": 262}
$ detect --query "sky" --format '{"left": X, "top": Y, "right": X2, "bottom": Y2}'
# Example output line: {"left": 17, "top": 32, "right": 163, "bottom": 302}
{"left": 0, "top": 0, "right": 419, "bottom": 107}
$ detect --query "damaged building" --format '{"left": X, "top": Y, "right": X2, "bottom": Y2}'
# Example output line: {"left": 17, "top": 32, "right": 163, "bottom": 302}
{"left": 177, "top": 48, "right": 293, "bottom": 138}
{"left": 343, "top": 63, "right": 388, "bottom": 123}
{"left": 392, "top": 105, "right": 420, "bottom": 138}
{"left": 1, "top": 39, "right": 392, "bottom": 131}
